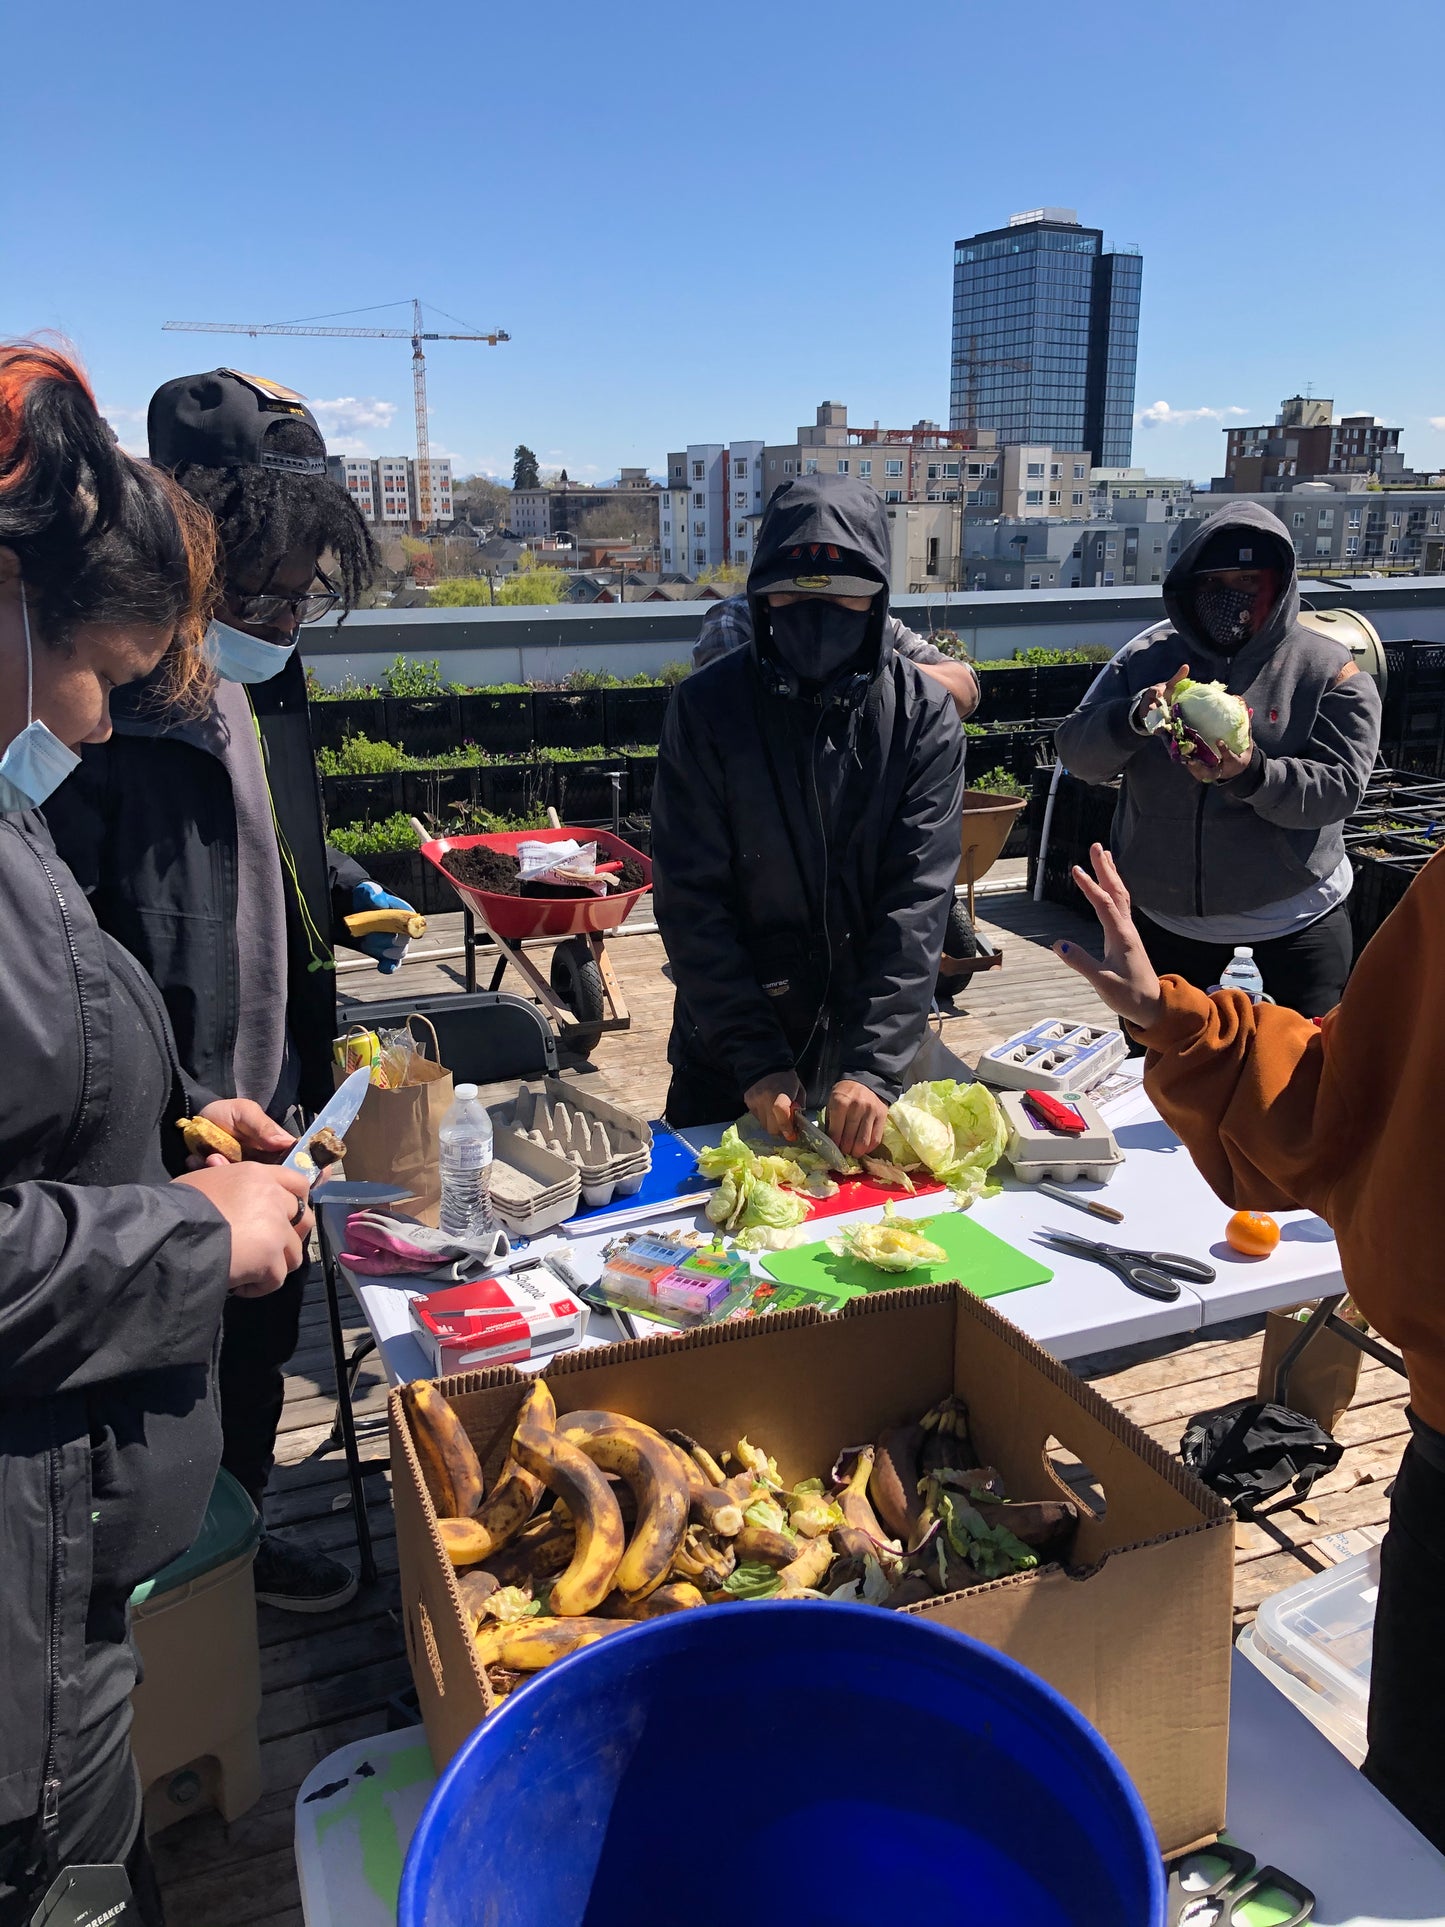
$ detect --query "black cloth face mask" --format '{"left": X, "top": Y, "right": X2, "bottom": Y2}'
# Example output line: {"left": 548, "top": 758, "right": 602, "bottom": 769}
{"left": 1192, "top": 581, "right": 1259, "bottom": 653}
{"left": 766, "top": 599, "right": 872, "bottom": 685}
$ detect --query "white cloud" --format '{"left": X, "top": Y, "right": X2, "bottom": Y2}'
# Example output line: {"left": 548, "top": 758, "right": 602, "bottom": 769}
{"left": 101, "top": 403, "right": 147, "bottom": 455}
{"left": 1429, "top": 416, "right": 1445, "bottom": 432}
{"left": 309, "top": 395, "right": 398, "bottom": 436}
{"left": 1135, "top": 400, "right": 1249, "bottom": 429}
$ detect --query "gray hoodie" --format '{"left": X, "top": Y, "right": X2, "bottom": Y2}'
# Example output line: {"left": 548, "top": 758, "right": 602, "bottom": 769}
{"left": 1054, "top": 501, "right": 1381, "bottom": 921}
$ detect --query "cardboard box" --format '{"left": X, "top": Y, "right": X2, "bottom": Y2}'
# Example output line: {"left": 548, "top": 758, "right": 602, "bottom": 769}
{"left": 391, "top": 1283, "right": 1235, "bottom": 1855}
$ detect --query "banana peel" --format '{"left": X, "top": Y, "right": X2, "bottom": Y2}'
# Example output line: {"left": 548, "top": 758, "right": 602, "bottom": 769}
{"left": 344, "top": 907, "right": 427, "bottom": 941}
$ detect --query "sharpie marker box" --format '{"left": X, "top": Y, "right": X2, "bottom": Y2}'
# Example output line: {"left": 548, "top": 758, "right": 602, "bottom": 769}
{"left": 410, "top": 1273, "right": 588, "bottom": 1375}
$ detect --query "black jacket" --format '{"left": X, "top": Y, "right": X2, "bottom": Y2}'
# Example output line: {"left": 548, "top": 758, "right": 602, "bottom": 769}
{"left": 652, "top": 474, "right": 965, "bottom": 1104}
{"left": 46, "top": 649, "right": 367, "bottom": 1114}
{"left": 0, "top": 813, "right": 231, "bottom": 1844}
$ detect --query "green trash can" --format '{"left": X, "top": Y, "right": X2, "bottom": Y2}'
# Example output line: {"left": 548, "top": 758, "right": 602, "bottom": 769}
{"left": 129, "top": 1468, "right": 263, "bottom": 1832}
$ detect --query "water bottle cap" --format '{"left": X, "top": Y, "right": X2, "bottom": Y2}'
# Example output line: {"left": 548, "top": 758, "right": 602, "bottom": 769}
{"left": 1232, "top": 947, "right": 1253, "bottom": 959}
{"left": 455, "top": 1082, "right": 478, "bottom": 1100}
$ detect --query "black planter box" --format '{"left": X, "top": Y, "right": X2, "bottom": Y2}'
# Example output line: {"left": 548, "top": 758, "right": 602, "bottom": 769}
{"left": 533, "top": 689, "right": 606, "bottom": 749}
{"left": 383, "top": 695, "right": 462, "bottom": 757}
{"left": 1350, "top": 851, "right": 1427, "bottom": 950}
{"left": 352, "top": 847, "right": 428, "bottom": 910}
{"left": 400, "top": 766, "right": 480, "bottom": 821}
{"left": 551, "top": 760, "right": 626, "bottom": 822}
{"left": 603, "top": 685, "right": 669, "bottom": 749}
{"left": 620, "top": 818, "right": 652, "bottom": 859}
{"left": 627, "top": 750, "right": 658, "bottom": 814}
{"left": 322, "top": 771, "right": 402, "bottom": 826}
{"left": 965, "top": 732, "right": 1019, "bottom": 785}
{"left": 974, "top": 665, "right": 1034, "bottom": 724}
{"left": 459, "top": 690, "right": 534, "bottom": 754}
{"left": 1033, "top": 662, "right": 1099, "bottom": 718}
{"left": 483, "top": 760, "right": 553, "bottom": 820}
{"left": 1028, "top": 771, "right": 1119, "bottom": 912}
{"left": 310, "top": 696, "right": 385, "bottom": 752}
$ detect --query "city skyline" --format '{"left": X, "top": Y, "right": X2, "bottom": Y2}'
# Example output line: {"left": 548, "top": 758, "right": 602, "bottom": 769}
{"left": 5, "top": 0, "right": 1443, "bottom": 491}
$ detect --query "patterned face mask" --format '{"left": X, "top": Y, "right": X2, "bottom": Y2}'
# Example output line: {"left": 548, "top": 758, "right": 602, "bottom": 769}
{"left": 1193, "top": 581, "right": 1258, "bottom": 651}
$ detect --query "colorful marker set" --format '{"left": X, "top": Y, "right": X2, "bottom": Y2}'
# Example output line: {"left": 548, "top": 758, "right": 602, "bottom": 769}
{"left": 598, "top": 1233, "right": 753, "bottom": 1324}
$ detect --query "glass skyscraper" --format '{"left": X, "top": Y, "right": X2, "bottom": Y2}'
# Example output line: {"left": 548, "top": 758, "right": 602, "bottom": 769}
{"left": 949, "top": 208, "right": 1142, "bottom": 467}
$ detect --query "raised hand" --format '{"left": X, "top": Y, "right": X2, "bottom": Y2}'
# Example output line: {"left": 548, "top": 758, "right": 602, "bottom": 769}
{"left": 1053, "top": 844, "right": 1164, "bottom": 1032}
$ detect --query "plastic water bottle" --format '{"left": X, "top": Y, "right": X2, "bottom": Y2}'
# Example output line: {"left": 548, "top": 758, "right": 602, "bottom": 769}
{"left": 1219, "top": 946, "right": 1266, "bottom": 1002}
{"left": 438, "top": 1083, "right": 493, "bottom": 1238}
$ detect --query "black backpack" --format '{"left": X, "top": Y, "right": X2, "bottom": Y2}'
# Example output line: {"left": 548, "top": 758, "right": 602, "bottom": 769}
{"left": 1180, "top": 1399, "right": 1342, "bottom": 1517}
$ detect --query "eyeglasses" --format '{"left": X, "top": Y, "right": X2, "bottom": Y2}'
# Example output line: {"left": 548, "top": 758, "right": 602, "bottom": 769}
{"left": 228, "top": 567, "right": 340, "bottom": 627}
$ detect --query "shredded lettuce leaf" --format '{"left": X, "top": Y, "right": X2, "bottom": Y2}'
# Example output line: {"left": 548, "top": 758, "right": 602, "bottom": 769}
{"left": 881, "top": 1079, "right": 1006, "bottom": 1204}
{"left": 829, "top": 1203, "right": 948, "bottom": 1273}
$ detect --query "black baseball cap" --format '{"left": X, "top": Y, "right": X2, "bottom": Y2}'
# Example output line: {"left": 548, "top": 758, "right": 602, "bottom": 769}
{"left": 148, "top": 368, "right": 327, "bottom": 474}
{"left": 1192, "top": 528, "right": 1276, "bottom": 574}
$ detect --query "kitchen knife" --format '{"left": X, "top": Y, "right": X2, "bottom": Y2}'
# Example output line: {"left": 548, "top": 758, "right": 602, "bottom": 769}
{"left": 284, "top": 1066, "right": 372, "bottom": 1183}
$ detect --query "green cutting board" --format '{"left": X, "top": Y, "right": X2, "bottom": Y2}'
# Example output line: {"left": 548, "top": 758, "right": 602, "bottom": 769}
{"left": 760, "top": 1209, "right": 1053, "bottom": 1301}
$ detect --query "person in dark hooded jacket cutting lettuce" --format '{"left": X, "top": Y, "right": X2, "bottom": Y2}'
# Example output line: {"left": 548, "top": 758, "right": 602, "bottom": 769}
{"left": 652, "top": 473, "right": 965, "bottom": 1157}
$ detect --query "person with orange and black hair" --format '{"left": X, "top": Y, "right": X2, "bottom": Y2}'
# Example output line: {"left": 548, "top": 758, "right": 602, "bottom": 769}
{"left": 0, "top": 342, "right": 312, "bottom": 1925}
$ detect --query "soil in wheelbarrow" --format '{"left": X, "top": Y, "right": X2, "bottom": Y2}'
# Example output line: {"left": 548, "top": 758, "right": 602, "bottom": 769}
{"left": 441, "top": 846, "right": 647, "bottom": 900}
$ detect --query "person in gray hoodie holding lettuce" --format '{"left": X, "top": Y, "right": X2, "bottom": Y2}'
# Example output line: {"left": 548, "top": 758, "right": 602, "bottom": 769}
{"left": 1054, "top": 502, "right": 1380, "bottom": 1015}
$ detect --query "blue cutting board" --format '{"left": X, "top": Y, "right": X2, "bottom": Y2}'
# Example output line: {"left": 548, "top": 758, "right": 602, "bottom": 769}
{"left": 564, "top": 1129, "right": 702, "bottom": 1227}
{"left": 761, "top": 1208, "right": 1053, "bottom": 1300}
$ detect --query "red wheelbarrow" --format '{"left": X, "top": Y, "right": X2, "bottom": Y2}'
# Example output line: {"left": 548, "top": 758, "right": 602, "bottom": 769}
{"left": 420, "top": 826, "right": 652, "bottom": 1056}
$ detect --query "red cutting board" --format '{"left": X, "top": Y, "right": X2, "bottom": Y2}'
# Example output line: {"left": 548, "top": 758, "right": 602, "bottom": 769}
{"left": 800, "top": 1174, "right": 946, "bottom": 1221}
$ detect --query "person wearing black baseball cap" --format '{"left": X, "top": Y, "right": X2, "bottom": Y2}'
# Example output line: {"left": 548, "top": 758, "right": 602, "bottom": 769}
{"left": 1055, "top": 500, "right": 1381, "bottom": 1019}
{"left": 652, "top": 473, "right": 965, "bottom": 1154}
{"left": 46, "top": 368, "right": 407, "bottom": 1613}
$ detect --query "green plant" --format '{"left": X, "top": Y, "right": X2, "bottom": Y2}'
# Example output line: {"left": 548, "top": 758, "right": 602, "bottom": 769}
{"left": 964, "top": 722, "right": 987, "bottom": 736}
{"left": 384, "top": 654, "right": 449, "bottom": 697}
{"left": 316, "top": 733, "right": 411, "bottom": 775}
{"left": 465, "top": 680, "right": 529, "bottom": 695}
{"left": 969, "top": 766, "right": 1027, "bottom": 797}
{"left": 329, "top": 813, "right": 421, "bottom": 857}
{"left": 308, "top": 671, "right": 381, "bottom": 700}
{"left": 410, "top": 745, "right": 487, "bottom": 769}
{"left": 429, "top": 578, "right": 496, "bottom": 607}
{"left": 544, "top": 744, "right": 611, "bottom": 763}
{"left": 565, "top": 667, "right": 621, "bottom": 690}
{"left": 658, "top": 659, "right": 691, "bottom": 686}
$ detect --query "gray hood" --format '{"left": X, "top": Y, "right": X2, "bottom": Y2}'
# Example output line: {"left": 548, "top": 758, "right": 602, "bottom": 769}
{"left": 1163, "top": 501, "right": 1299, "bottom": 660}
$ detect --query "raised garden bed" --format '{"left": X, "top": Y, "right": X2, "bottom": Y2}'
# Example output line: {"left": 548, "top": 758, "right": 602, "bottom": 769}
{"left": 1033, "top": 661, "right": 1099, "bottom": 717}
{"left": 310, "top": 696, "right": 384, "bottom": 752}
{"left": 383, "top": 694, "right": 462, "bottom": 757}
{"left": 973, "top": 664, "right": 1033, "bottom": 723}
{"left": 400, "top": 765, "right": 480, "bottom": 820}
{"left": 603, "top": 685, "right": 669, "bottom": 748}
{"left": 482, "top": 759, "right": 554, "bottom": 820}
{"left": 322, "top": 772, "right": 402, "bottom": 824}
{"left": 626, "top": 749, "right": 658, "bottom": 813}
{"left": 550, "top": 759, "right": 627, "bottom": 821}
{"left": 458, "top": 689, "right": 533, "bottom": 754}
{"left": 533, "top": 689, "right": 606, "bottom": 749}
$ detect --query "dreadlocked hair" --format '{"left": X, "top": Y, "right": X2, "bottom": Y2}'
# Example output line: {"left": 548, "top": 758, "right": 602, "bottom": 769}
{"left": 0, "top": 339, "right": 220, "bottom": 716}
{"left": 174, "top": 418, "right": 378, "bottom": 613}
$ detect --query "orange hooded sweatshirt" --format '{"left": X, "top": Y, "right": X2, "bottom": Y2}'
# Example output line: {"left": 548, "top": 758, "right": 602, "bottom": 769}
{"left": 1137, "top": 850, "right": 1445, "bottom": 1431}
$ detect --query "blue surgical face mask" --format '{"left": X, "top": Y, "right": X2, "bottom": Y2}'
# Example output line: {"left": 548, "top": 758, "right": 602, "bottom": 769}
{"left": 206, "top": 618, "right": 298, "bottom": 685}
{"left": 0, "top": 587, "right": 82, "bottom": 813}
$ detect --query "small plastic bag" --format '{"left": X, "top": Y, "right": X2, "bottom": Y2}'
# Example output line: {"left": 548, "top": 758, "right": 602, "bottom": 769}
{"left": 516, "top": 839, "right": 609, "bottom": 894}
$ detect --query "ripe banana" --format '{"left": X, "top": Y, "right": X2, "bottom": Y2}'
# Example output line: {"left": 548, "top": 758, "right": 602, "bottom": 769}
{"left": 455, "top": 1569, "right": 501, "bottom": 1629}
{"left": 733, "top": 1524, "right": 800, "bottom": 1570}
{"left": 557, "top": 1411, "right": 689, "bottom": 1600}
{"left": 837, "top": 1445, "right": 889, "bottom": 1542}
{"left": 401, "top": 1379, "right": 485, "bottom": 1518}
{"left": 481, "top": 1509, "right": 576, "bottom": 1589}
{"left": 440, "top": 1376, "right": 558, "bottom": 1564}
{"left": 175, "top": 1116, "right": 242, "bottom": 1163}
{"left": 344, "top": 907, "right": 428, "bottom": 941}
{"left": 600, "top": 1580, "right": 704, "bottom": 1619}
{"left": 474, "top": 1615, "right": 624, "bottom": 1671}
{"left": 777, "top": 1535, "right": 836, "bottom": 1594}
{"left": 670, "top": 1524, "right": 736, "bottom": 1589}
{"left": 511, "top": 1424, "right": 626, "bottom": 1616}
{"left": 676, "top": 1457, "right": 746, "bottom": 1538}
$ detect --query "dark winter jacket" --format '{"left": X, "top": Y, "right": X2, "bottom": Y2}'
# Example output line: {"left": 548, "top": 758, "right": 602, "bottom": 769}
{"left": 1054, "top": 502, "right": 1382, "bottom": 920}
{"left": 46, "top": 648, "right": 367, "bottom": 1115}
{"left": 0, "top": 812, "right": 232, "bottom": 1851}
{"left": 652, "top": 474, "right": 965, "bottom": 1104}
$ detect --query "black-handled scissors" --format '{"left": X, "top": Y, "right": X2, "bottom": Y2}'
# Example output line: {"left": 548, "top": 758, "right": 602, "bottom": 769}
{"left": 1167, "top": 1841, "right": 1314, "bottom": 1925}
{"left": 1037, "top": 1228, "right": 1217, "bottom": 1303}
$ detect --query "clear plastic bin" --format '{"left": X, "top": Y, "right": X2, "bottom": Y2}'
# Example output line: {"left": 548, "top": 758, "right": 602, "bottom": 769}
{"left": 1238, "top": 1545, "right": 1378, "bottom": 1765}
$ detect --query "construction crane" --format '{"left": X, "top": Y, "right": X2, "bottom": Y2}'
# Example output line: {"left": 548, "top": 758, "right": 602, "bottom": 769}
{"left": 955, "top": 335, "right": 1031, "bottom": 434}
{"left": 162, "top": 300, "right": 509, "bottom": 527}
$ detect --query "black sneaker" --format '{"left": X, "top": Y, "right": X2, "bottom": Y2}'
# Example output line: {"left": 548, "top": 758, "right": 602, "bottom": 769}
{"left": 252, "top": 1531, "right": 358, "bottom": 1613}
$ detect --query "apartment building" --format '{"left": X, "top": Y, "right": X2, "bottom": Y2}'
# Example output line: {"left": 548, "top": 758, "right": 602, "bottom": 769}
{"left": 511, "top": 469, "right": 659, "bottom": 544}
{"left": 328, "top": 454, "right": 452, "bottom": 530}
{"left": 1192, "top": 481, "right": 1445, "bottom": 570}
{"left": 662, "top": 444, "right": 726, "bottom": 572}
{"left": 1222, "top": 396, "right": 1402, "bottom": 491}
{"left": 1089, "top": 467, "right": 1190, "bottom": 515}
{"left": 992, "top": 445, "right": 1094, "bottom": 519}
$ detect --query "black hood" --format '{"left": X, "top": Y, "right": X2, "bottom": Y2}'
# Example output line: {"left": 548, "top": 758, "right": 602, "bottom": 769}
{"left": 747, "top": 473, "right": 892, "bottom": 697}
{"left": 1164, "top": 500, "right": 1300, "bottom": 659}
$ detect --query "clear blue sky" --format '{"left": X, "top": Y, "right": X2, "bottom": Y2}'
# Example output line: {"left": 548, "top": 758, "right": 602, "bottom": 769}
{"left": 5, "top": 0, "right": 1442, "bottom": 487}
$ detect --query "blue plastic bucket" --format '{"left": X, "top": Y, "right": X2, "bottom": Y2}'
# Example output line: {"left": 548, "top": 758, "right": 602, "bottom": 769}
{"left": 400, "top": 1601, "right": 1164, "bottom": 1926}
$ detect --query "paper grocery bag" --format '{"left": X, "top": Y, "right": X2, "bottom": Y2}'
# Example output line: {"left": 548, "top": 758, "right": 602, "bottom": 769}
{"left": 1256, "top": 1304, "right": 1363, "bottom": 1435}
{"left": 334, "top": 1014, "right": 452, "bottom": 1226}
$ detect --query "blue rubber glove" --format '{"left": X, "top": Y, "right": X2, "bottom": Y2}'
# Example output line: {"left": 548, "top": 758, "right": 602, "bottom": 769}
{"left": 352, "top": 880, "right": 416, "bottom": 975}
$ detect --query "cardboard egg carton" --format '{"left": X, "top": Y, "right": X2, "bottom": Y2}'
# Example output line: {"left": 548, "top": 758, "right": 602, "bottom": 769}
{"left": 496, "top": 1079, "right": 652, "bottom": 1207}
{"left": 488, "top": 1127, "right": 581, "bottom": 1235}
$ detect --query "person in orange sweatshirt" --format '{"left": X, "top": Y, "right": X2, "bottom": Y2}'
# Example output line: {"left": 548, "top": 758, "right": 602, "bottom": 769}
{"left": 1057, "top": 841, "right": 1445, "bottom": 1851}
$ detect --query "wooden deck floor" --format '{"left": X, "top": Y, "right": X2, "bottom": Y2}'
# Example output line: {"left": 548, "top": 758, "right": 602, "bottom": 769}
{"left": 149, "top": 885, "right": 1406, "bottom": 1925}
